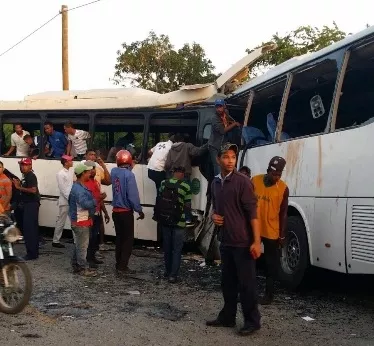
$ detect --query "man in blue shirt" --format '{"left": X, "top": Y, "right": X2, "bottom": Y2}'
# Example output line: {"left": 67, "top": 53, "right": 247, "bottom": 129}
{"left": 111, "top": 149, "right": 144, "bottom": 275}
{"left": 44, "top": 122, "right": 68, "bottom": 158}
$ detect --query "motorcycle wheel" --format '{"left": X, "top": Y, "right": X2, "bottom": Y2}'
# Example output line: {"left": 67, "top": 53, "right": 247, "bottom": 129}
{"left": 0, "top": 262, "right": 32, "bottom": 314}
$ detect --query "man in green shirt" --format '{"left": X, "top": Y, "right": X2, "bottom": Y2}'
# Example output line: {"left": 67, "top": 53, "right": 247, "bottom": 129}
{"left": 157, "top": 166, "right": 191, "bottom": 283}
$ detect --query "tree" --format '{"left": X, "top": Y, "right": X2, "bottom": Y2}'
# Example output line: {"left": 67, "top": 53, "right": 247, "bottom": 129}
{"left": 247, "top": 22, "right": 347, "bottom": 77}
{"left": 113, "top": 31, "right": 217, "bottom": 93}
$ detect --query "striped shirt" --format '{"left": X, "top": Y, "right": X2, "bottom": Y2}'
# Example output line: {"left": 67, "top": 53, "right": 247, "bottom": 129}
{"left": 0, "top": 173, "right": 12, "bottom": 211}
{"left": 68, "top": 129, "right": 90, "bottom": 155}
{"left": 159, "top": 178, "right": 191, "bottom": 228}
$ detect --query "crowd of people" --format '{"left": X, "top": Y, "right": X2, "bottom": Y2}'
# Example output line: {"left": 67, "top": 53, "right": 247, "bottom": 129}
{"left": 0, "top": 98, "right": 289, "bottom": 336}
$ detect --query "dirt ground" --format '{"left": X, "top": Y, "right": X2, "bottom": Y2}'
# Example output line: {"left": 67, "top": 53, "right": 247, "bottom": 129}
{"left": 0, "top": 237, "right": 373, "bottom": 346}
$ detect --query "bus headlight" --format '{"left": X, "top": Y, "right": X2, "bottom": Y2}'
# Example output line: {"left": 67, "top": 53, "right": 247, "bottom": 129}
{"left": 3, "top": 226, "right": 22, "bottom": 243}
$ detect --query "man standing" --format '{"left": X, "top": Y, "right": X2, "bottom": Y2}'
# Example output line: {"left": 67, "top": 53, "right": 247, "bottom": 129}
{"left": 68, "top": 163, "right": 97, "bottom": 277}
{"left": 12, "top": 158, "right": 40, "bottom": 260}
{"left": 4, "top": 124, "right": 30, "bottom": 157}
{"left": 251, "top": 156, "right": 289, "bottom": 305}
{"left": 147, "top": 133, "right": 174, "bottom": 196}
{"left": 64, "top": 122, "right": 90, "bottom": 160}
{"left": 111, "top": 150, "right": 144, "bottom": 274}
{"left": 208, "top": 100, "right": 240, "bottom": 175}
{"left": 156, "top": 166, "right": 191, "bottom": 283}
{"left": 52, "top": 155, "right": 74, "bottom": 248}
{"left": 44, "top": 122, "right": 68, "bottom": 158}
{"left": 206, "top": 143, "right": 261, "bottom": 336}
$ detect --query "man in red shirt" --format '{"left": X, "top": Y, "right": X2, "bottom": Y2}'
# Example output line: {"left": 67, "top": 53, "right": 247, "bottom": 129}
{"left": 84, "top": 161, "right": 110, "bottom": 268}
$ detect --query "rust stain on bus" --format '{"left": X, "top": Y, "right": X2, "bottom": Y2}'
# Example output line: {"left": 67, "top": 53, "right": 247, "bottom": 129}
{"left": 317, "top": 136, "right": 323, "bottom": 188}
{"left": 285, "top": 140, "right": 305, "bottom": 193}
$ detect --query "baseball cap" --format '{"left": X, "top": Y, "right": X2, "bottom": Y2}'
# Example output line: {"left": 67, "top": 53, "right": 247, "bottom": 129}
{"left": 18, "top": 158, "right": 32, "bottom": 165}
{"left": 74, "top": 163, "right": 92, "bottom": 175}
{"left": 268, "top": 156, "right": 286, "bottom": 173}
{"left": 214, "top": 99, "right": 226, "bottom": 107}
{"left": 61, "top": 154, "right": 73, "bottom": 161}
{"left": 217, "top": 142, "right": 238, "bottom": 157}
{"left": 84, "top": 160, "right": 96, "bottom": 168}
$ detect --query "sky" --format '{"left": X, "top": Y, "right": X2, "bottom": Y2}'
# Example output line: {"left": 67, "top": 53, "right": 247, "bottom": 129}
{"left": 0, "top": 0, "right": 372, "bottom": 100}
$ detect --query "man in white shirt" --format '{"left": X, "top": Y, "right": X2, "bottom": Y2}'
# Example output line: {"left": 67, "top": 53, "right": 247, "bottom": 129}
{"left": 147, "top": 133, "right": 174, "bottom": 195}
{"left": 4, "top": 124, "right": 30, "bottom": 157}
{"left": 64, "top": 122, "right": 90, "bottom": 160}
{"left": 52, "top": 155, "right": 75, "bottom": 248}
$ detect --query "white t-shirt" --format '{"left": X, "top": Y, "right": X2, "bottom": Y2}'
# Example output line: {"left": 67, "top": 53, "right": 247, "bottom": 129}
{"left": 147, "top": 140, "right": 173, "bottom": 172}
{"left": 11, "top": 130, "right": 30, "bottom": 156}
{"left": 68, "top": 129, "right": 90, "bottom": 155}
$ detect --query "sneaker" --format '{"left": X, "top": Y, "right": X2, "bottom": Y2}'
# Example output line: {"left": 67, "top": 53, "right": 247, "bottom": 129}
{"left": 78, "top": 269, "right": 97, "bottom": 277}
{"left": 52, "top": 242, "right": 65, "bottom": 248}
{"left": 99, "top": 244, "right": 110, "bottom": 251}
{"left": 116, "top": 267, "right": 136, "bottom": 275}
{"left": 168, "top": 276, "right": 178, "bottom": 284}
{"left": 206, "top": 318, "right": 236, "bottom": 328}
{"left": 238, "top": 323, "right": 260, "bottom": 336}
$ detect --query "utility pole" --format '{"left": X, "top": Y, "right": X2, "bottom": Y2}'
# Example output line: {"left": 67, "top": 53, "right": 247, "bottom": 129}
{"left": 61, "top": 5, "right": 69, "bottom": 90}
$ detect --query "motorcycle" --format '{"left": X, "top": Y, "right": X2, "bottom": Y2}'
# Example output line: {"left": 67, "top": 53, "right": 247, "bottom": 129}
{"left": 0, "top": 214, "right": 32, "bottom": 314}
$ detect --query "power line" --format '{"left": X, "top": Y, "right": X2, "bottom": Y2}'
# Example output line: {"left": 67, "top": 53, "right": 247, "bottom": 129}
{"left": 0, "top": 13, "right": 60, "bottom": 58}
{"left": 0, "top": 0, "right": 104, "bottom": 59}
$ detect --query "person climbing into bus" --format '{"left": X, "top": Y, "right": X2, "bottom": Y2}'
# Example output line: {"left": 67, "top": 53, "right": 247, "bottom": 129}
{"left": 52, "top": 155, "right": 74, "bottom": 248}
{"left": 68, "top": 163, "right": 97, "bottom": 277}
{"left": 206, "top": 143, "right": 261, "bottom": 336}
{"left": 251, "top": 156, "right": 289, "bottom": 305}
{"left": 4, "top": 123, "right": 30, "bottom": 157}
{"left": 106, "top": 132, "right": 136, "bottom": 162}
{"left": 23, "top": 134, "right": 42, "bottom": 159}
{"left": 0, "top": 161, "right": 12, "bottom": 217}
{"left": 83, "top": 160, "right": 110, "bottom": 269}
{"left": 111, "top": 150, "right": 144, "bottom": 275}
{"left": 208, "top": 99, "right": 241, "bottom": 175}
{"left": 239, "top": 166, "right": 251, "bottom": 178}
{"left": 44, "top": 121, "right": 68, "bottom": 158}
{"left": 83, "top": 149, "right": 111, "bottom": 254}
{"left": 13, "top": 158, "right": 41, "bottom": 261}
{"left": 147, "top": 133, "right": 174, "bottom": 203}
{"left": 155, "top": 166, "right": 191, "bottom": 283}
{"left": 64, "top": 122, "right": 91, "bottom": 160}
{"left": 164, "top": 133, "right": 207, "bottom": 226}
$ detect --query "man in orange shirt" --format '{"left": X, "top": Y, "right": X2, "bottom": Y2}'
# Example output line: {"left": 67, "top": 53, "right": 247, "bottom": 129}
{"left": 0, "top": 161, "right": 12, "bottom": 215}
{"left": 252, "top": 156, "right": 289, "bottom": 305}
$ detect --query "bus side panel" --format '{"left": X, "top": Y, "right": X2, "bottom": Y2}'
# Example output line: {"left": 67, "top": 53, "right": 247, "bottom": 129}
{"left": 312, "top": 198, "right": 347, "bottom": 273}
{"left": 346, "top": 198, "right": 374, "bottom": 274}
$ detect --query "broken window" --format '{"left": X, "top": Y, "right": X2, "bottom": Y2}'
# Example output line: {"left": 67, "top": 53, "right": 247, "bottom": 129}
{"left": 282, "top": 55, "right": 339, "bottom": 139}
{"left": 335, "top": 40, "right": 374, "bottom": 130}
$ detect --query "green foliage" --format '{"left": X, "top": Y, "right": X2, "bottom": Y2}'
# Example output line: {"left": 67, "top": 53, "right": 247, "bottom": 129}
{"left": 113, "top": 31, "right": 217, "bottom": 93}
{"left": 247, "top": 22, "right": 347, "bottom": 76}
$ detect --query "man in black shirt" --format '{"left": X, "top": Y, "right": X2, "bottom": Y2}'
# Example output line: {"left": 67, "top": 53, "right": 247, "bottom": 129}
{"left": 13, "top": 158, "right": 40, "bottom": 260}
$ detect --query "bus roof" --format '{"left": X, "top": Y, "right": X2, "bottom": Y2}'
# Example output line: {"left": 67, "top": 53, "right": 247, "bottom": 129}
{"left": 230, "top": 25, "right": 374, "bottom": 98}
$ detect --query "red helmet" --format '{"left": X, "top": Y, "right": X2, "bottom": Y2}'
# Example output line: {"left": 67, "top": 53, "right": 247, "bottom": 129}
{"left": 116, "top": 150, "right": 133, "bottom": 166}
{"left": 18, "top": 158, "right": 32, "bottom": 165}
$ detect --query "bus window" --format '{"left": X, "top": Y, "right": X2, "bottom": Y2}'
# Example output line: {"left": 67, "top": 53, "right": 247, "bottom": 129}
{"left": 245, "top": 79, "right": 287, "bottom": 145}
{"left": 202, "top": 124, "right": 211, "bottom": 143}
{"left": 282, "top": 56, "right": 339, "bottom": 139}
{"left": 335, "top": 41, "right": 374, "bottom": 130}
{"left": 1, "top": 113, "right": 42, "bottom": 156}
{"left": 92, "top": 113, "right": 145, "bottom": 162}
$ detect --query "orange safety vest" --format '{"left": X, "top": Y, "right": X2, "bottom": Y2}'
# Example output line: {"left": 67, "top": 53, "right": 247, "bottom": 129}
{"left": 252, "top": 174, "right": 287, "bottom": 240}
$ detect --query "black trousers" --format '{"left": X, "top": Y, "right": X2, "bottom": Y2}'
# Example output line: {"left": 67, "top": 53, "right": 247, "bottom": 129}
{"left": 22, "top": 202, "right": 40, "bottom": 259}
{"left": 148, "top": 169, "right": 166, "bottom": 196}
{"left": 218, "top": 246, "right": 260, "bottom": 327}
{"left": 112, "top": 211, "right": 134, "bottom": 270}
{"left": 262, "top": 237, "right": 279, "bottom": 297}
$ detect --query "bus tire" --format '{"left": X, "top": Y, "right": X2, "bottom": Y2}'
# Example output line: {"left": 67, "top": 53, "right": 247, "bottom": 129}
{"left": 278, "top": 215, "right": 310, "bottom": 290}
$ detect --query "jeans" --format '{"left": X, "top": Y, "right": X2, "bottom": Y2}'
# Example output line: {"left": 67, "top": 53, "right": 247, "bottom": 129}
{"left": 71, "top": 226, "right": 90, "bottom": 270}
{"left": 209, "top": 146, "right": 220, "bottom": 176}
{"left": 218, "top": 246, "right": 261, "bottom": 327}
{"left": 162, "top": 226, "right": 185, "bottom": 277}
{"left": 53, "top": 205, "right": 69, "bottom": 243}
{"left": 87, "top": 215, "right": 101, "bottom": 261}
{"left": 112, "top": 211, "right": 134, "bottom": 270}
{"left": 23, "top": 202, "right": 40, "bottom": 259}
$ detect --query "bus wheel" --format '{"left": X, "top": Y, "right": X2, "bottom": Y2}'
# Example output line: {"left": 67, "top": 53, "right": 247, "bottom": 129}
{"left": 278, "top": 216, "right": 309, "bottom": 290}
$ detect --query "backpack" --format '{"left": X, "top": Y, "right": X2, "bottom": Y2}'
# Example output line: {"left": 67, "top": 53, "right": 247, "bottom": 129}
{"left": 155, "top": 180, "right": 183, "bottom": 226}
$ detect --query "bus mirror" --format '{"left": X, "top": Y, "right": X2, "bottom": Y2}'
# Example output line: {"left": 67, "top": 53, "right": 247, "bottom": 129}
{"left": 310, "top": 95, "right": 325, "bottom": 119}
